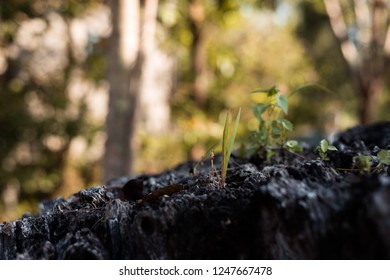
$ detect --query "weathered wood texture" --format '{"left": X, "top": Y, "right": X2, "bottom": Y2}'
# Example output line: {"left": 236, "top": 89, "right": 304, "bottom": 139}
{"left": 1, "top": 122, "right": 390, "bottom": 259}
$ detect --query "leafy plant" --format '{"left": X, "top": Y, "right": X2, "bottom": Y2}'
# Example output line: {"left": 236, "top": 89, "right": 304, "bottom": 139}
{"left": 376, "top": 149, "right": 390, "bottom": 173}
{"left": 249, "top": 85, "right": 295, "bottom": 160}
{"left": 352, "top": 155, "right": 373, "bottom": 172}
{"left": 352, "top": 150, "right": 390, "bottom": 173}
{"left": 248, "top": 83, "right": 335, "bottom": 161}
{"left": 221, "top": 108, "right": 241, "bottom": 187}
{"left": 284, "top": 140, "right": 303, "bottom": 153}
{"left": 315, "top": 139, "right": 338, "bottom": 160}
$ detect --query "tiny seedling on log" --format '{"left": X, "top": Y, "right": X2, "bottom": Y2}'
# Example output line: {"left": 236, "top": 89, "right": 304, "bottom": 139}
{"left": 249, "top": 85, "right": 299, "bottom": 160}
{"left": 353, "top": 149, "right": 390, "bottom": 173}
{"left": 249, "top": 83, "right": 333, "bottom": 161}
{"left": 353, "top": 155, "right": 373, "bottom": 173}
{"left": 221, "top": 108, "right": 241, "bottom": 188}
{"left": 315, "top": 139, "right": 338, "bottom": 161}
{"left": 377, "top": 149, "right": 390, "bottom": 172}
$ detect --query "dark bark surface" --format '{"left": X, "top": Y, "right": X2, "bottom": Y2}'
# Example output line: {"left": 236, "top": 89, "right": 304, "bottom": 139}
{"left": 1, "top": 122, "right": 390, "bottom": 259}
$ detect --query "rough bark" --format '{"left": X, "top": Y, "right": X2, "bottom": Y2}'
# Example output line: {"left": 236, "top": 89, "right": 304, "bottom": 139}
{"left": 1, "top": 122, "right": 390, "bottom": 259}
{"left": 323, "top": 0, "right": 390, "bottom": 124}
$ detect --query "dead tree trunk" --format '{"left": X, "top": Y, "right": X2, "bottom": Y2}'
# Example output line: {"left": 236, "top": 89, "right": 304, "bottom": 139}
{"left": 1, "top": 122, "right": 390, "bottom": 259}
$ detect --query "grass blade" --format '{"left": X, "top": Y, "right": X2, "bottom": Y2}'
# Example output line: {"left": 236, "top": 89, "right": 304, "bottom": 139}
{"left": 289, "top": 83, "right": 336, "bottom": 98}
{"left": 221, "top": 111, "right": 230, "bottom": 185}
{"left": 221, "top": 108, "right": 241, "bottom": 187}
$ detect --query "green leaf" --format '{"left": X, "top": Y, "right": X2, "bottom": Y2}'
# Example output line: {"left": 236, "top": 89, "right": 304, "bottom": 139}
{"left": 276, "top": 95, "right": 288, "bottom": 114}
{"left": 279, "top": 119, "right": 293, "bottom": 131}
{"left": 222, "top": 111, "right": 230, "bottom": 169}
{"left": 286, "top": 140, "right": 303, "bottom": 152}
{"left": 221, "top": 108, "right": 241, "bottom": 184}
{"left": 252, "top": 104, "right": 268, "bottom": 121}
{"left": 250, "top": 85, "right": 279, "bottom": 97}
{"left": 274, "top": 119, "right": 281, "bottom": 128}
{"left": 285, "top": 140, "right": 298, "bottom": 148}
{"left": 258, "top": 124, "right": 267, "bottom": 144}
{"left": 353, "top": 155, "right": 373, "bottom": 172}
{"left": 266, "top": 149, "right": 276, "bottom": 161}
{"left": 271, "top": 120, "right": 280, "bottom": 136}
{"left": 327, "top": 145, "right": 338, "bottom": 151}
{"left": 221, "top": 111, "right": 230, "bottom": 182}
{"left": 268, "top": 85, "right": 279, "bottom": 97}
{"left": 378, "top": 150, "right": 390, "bottom": 165}
{"left": 288, "top": 83, "right": 336, "bottom": 98}
{"left": 320, "top": 139, "right": 329, "bottom": 153}
{"left": 317, "top": 150, "right": 328, "bottom": 160}
{"left": 226, "top": 108, "right": 241, "bottom": 158}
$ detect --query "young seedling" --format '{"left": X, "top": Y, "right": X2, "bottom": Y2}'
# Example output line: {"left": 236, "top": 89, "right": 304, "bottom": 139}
{"left": 315, "top": 139, "right": 338, "bottom": 160}
{"left": 353, "top": 155, "right": 373, "bottom": 173}
{"left": 284, "top": 140, "right": 303, "bottom": 153}
{"left": 376, "top": 149, "right": 390, "bottom": 173}
{"left": 351, "top": 150, "right": 390, "bottom": 173}
{"left": 250, "top": 85, "right": 295, "bottom": 160}
{"left": 249, "top": 83, "right": 334, "bottom": 161}
{"left": 221, "top": 108, "right": 241, "bottom": 188}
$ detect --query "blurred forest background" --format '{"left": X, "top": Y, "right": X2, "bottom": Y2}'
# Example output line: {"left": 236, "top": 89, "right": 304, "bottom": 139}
{"left": 1, "top": 0, "right": 390, "bottom": 221}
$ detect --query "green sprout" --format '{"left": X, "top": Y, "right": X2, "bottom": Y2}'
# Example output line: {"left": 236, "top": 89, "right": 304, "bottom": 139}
{"left": 353, "top": 155, "right": 373, "bottom": 172}
{"left": 194, "top": 109, "right": 240, "bottom": 187}
{"left": 221, "top": 108, "right": 241, "bottom": 188}
{"left": 250, "top": 85, "right": 295, "bottom": 160}
{"left": 284, "top": 140, "right": 303, "bottom": 153}
{"left": 249, "top": 83, "right": 335, "bottom": 161}
{"left": 352, "top": 150, "right": 390, "bottom": 173}
{"left": 376, "top": 149, "right": 390, "bottom": 173}
{"left": 315, "top": 139, "right": 338, "bottom": 160}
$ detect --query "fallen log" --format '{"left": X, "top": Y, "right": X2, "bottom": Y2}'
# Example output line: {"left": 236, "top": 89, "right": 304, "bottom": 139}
{"left": 1, "top": 122, "right": 389, "bottom": 259}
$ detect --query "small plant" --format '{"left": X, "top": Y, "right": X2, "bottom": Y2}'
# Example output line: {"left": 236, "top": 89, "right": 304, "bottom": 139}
{"left": 220, "top": 108, "right": 241, "bottom": 187}
{"left": 248, "top": 83, "right": 335, "bottom": 161}
{"left": 284, "top": 140, "right": 303, "bottom": 153}
{"left": 315, "top": 139, "right": 338, "bottom": 160}
{"left": 352, "top": 149, "right": 390, "bottom": 173}
{"left": 197, "top": 109, "right": 241, "bottom": 187}
{"left": 352, "top": 155, "right": 373, "bottom": 172}
{"left": 377, "top": 149, "right": 390, "bottom": 172}
{"left": 249, "top": 85, "right": 297, "bottom": 160}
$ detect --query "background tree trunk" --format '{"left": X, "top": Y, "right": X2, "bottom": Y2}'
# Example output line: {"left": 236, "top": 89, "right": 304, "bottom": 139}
{"left": 323, "top": 0, "right": 390, "bottom": 124}
{"left": 104, "top": 0, "right": 161, "bottom": 181}
{"left": 189, "top": 0, "right": 208, "bottom": 108}
{"left": 140, "top": 0, "right": 173, "bottom": 134}
{"left": 104, "top": 0, "right": 140, "bottom": 181}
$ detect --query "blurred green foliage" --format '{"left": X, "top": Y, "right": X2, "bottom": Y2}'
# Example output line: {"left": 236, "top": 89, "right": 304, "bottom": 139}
{"left": 0, "top": 0, "right": 105, "bottom": 220}
{"left": 249, "top": 85, "right": 293, "bottom": 160}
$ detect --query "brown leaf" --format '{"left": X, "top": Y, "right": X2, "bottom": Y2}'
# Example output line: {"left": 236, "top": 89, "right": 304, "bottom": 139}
{"left": 138, "top": 184, "right": 184, "bottom": 203}
{"left": 121, "top": 179, "right": 144, "bottom": 201}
